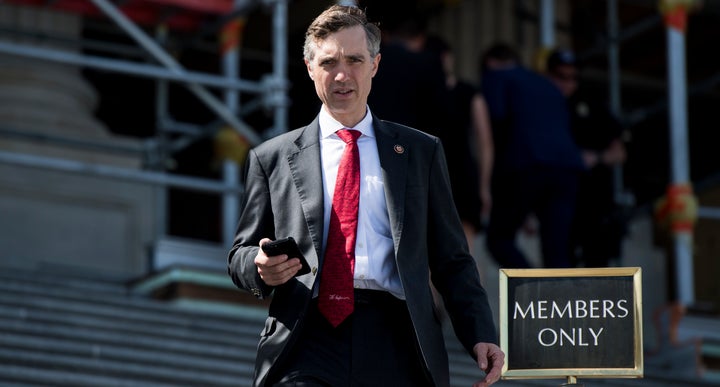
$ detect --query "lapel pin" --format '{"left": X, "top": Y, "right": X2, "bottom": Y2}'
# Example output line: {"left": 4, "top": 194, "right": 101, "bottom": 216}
{"left": 394, "top": 144, "right": 405, "bottom": 154}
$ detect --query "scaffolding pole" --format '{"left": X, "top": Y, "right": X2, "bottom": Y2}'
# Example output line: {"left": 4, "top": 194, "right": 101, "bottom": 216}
{"left": 667, "top": 25, "right": 694, "bottom": 306}
{"left": 607, "top": 0, "right": 622, "bottom": 119}
{"left": 662, "top": 0, "right": 695, "bottom": 306}
{"left": 154, "top": 24, "right": 170, "bottom": 241}
{"left": 0, "top": 41, "right": 263, "bottom": 92}
{"left": 264, "top": 0, "right": 289, "bottom": 138}
{"left": 0, "top": 150, "right": 241, "bottom": 194}
{"left": 89, "top": 0, "right": 262, "bottom": 145}
{"left": 607, "top": 0, "right": 631, "bottom": 206}
{"left": 539, "top": 0, "right": 555, "bottom": 49}
{"left": 220, "top": 1, "right": 245, "bottom": 248}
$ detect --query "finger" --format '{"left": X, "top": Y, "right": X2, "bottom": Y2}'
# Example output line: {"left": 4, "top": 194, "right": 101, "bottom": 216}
{"left": 474, "top": 344, "right": 490, "bottom": 369}
{"left": 255, "top": 238, "right": 273, "bottom": 264}
{"left": 260, "top": 272, "right": 291, "bottom": 286}
{"left": 473, "top": 370, "right": 500, "bottom": 387}
{"left": 483, "top": 352, "right": 504, "bottom": 385}
{"left": 258, "top": 238, "right": 272, "bottom": 250}
{"left": 255, "top": 254, "right": 286, "bottom": 271}
{"left": 258, "top": 265, "right": 290, "bottom": 286}
{"left": 274, "top": 257, "right": 301, "bottom": 274}
{"left": 484, "top": 362, "right": 502, "bottom": 385}
{"left": 258, "top": 257, "right": 301, "bottom": 286}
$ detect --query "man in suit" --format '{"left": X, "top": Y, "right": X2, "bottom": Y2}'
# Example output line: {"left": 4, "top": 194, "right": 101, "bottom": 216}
{"left": 228, "top": 5, "right": 503, "bottom": 387}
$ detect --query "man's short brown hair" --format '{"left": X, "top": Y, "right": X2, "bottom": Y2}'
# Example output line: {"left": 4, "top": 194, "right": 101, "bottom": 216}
{"left": 303, "top": 5, "right": 381, "bottom": 63}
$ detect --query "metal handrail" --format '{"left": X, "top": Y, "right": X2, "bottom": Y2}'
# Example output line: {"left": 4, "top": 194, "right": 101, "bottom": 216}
{"left": 0, "top": 150, "right": 242, "bottom": 195}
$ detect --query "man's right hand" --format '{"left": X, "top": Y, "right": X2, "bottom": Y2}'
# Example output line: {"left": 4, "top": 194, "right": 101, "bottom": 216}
{"left": 255, "top": 238, "right": 303, "bottom": 286}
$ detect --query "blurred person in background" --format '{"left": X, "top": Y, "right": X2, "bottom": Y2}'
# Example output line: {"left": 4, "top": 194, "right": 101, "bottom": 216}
{"left": 545, "top": 49, "right": 628, "bottom": 268}
{"left": 367, "top": 11, "right": 451, "bottom": 137}
{"left": 424, "top": 35, "right": 494, "bottom": 252}
{"left": 480, "top": 43, "right": 585, "bottom": 269}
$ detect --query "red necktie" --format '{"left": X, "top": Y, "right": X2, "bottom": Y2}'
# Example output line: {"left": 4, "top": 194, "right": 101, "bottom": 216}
{"left": 318, "top": 129, "right": 361, "bottom": 327}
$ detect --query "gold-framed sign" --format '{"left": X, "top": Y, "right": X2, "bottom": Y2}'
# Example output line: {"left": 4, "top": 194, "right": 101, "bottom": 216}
{"left": 499, "top": 267, "right": 643, "bottom": 380}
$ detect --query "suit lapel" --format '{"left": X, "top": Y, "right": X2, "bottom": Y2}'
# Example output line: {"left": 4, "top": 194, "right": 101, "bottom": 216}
{"left": 286, "top": 115, "right": 408, "bottom": 259}
{"left": 373, "top": 117, "right": 407, "bottom": 250}
{"left": 287, "top": 117, "right": 325, "bottom": 262}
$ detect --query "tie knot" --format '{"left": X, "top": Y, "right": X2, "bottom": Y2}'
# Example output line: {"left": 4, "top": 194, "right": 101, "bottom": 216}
{"left": 337, "top": 129, "right": 361, "bottom": 144}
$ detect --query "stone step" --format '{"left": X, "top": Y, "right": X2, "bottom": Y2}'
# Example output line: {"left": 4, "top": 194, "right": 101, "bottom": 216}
{"left": 0, "top": 315, "right": 254, "bottom": 361}
{"left": 0, "top": 347, "right": 250, "bottom": 387}
{"left": 680, "top": 314, "right": 720, "bottom": 342}
{"left": 0, "top": 301, "right": 262, "bottom": 349}
{"left": 0, "top": 363, "right": 222, "bottom": 387}
{"left": 0, "top": 267, "right": 130, "bottom": 296}
{"left": 0, "top": 331, "right": 251, "bottom": 376}
{"left": 0, "top": 268, "right": 260, "bottom": 386}
{"left": 0, "top": 280, "right": 263, "bottom": 335}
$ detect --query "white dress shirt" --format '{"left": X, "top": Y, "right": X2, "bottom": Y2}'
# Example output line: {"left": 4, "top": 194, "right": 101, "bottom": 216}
{"left": 319, "top": 106, "right": 404, "bottom": 299}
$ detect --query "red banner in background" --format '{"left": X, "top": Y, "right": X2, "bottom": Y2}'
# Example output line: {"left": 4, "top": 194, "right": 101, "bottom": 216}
{"left": 663, "top": 7, "right": 688, "bottom": 32}
{"left": 5, "top": 0, "right": 234, "bottom": 30}
{"left": 220, "top": 18, "right": 245, "bottom": 55}
{"left": 659, "top": 0, "right": 703, "bottom": 33}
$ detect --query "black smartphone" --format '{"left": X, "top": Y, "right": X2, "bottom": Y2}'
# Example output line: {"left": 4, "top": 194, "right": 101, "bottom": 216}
{"left": 261, "top": 237, "right": 311, "bottom": 276}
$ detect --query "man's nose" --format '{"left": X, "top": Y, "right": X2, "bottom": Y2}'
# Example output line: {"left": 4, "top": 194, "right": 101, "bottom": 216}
{"left": 334, "top": 64, "right": 349, "bottom": 82}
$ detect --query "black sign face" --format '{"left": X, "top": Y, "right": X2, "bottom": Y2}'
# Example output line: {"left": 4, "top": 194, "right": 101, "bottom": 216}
{"left": 500, "top": 268, "right": 643, "bottom": 379}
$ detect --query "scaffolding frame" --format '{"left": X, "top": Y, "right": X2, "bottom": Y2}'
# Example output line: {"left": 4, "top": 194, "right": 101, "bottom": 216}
{"left": 535, "top": 0, "right": 720, "bottom": 307}
{"left": 0, "top": 0, "right": 717, "bottom": 287}
{"left": 0, "top": 0, "right": 289, "bottom": 253}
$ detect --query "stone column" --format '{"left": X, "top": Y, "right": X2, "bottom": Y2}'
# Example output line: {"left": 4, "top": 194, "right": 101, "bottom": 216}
{"left": 0, "top": 3, "right": 156, "bottom": 277}
{"left": 0, "top": 3, "right": 141, "bottom": 166}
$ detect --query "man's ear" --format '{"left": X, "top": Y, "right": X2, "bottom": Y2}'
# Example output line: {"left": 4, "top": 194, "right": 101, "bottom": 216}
{"left": 370, "top": 53, "right": 381, "bottom": 77}
{"left": 305, "top": 59, "right": 314, "bottom": 80}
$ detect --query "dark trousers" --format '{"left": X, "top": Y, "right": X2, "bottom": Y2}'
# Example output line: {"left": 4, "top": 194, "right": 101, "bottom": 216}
{"left": 269, "top": 289, "right": 433, "bottom": 387}
{"left": 486, "top": 166, "right": 579, "bottom": 268}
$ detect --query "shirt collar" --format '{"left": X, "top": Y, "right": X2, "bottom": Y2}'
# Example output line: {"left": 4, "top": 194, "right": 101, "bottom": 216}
{"left": 319, "top": 105, "right": 375, "bottom": 139}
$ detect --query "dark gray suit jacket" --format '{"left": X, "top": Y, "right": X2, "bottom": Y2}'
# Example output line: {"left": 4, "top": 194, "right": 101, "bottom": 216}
{"left": 228, "top": 115, "right": 497, "bottom": 387}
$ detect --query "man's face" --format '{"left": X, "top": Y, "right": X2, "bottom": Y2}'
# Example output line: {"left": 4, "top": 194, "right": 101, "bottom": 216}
{"left": 548, "top": 64, "right": 578, "bottom": 97}
{"left": 305, "top": 25, "right": 380, "bottom": 127}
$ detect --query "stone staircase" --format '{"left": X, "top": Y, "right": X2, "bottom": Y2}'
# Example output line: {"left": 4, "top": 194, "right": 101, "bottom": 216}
{"left": 0, "top": 266, "right": 717, "bottom": 387}
{"left": 0, "top": 267, "right": 258, "bottom": 387}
